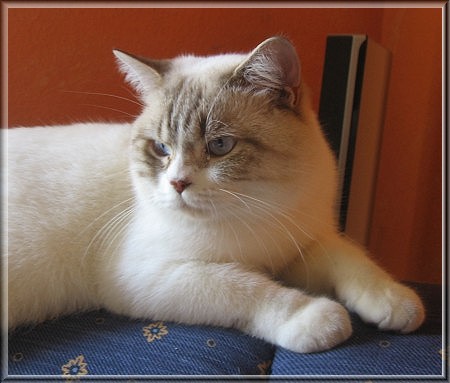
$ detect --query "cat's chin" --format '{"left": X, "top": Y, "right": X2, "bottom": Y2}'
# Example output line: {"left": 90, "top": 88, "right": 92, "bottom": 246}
{"left": 170, "top": 195, "right": 213, "bottom": 219}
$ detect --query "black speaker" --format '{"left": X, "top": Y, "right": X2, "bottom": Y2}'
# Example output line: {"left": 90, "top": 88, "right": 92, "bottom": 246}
{"left": 319, "top": 35, "right": 391, "bottom": 245}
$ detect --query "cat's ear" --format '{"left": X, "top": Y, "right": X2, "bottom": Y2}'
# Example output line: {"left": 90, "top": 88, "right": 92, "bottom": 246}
{"left": 113, "top": 49, "right": 168, "bottom": 96}
{"left": 235, "top": 36, "right": 301, "bottom": 107}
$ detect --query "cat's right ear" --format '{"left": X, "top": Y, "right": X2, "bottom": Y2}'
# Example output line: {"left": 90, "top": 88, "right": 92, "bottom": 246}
{"left": 234, "top": 36, "right": 301, "bottom": 108}
{"left": 113, "top": 50, "right": 167, "bottom": 96}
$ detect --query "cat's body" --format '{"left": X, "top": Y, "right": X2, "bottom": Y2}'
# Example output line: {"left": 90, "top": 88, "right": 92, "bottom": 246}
{"left": 5, "top": 37, "right": 425, "bottom": 353}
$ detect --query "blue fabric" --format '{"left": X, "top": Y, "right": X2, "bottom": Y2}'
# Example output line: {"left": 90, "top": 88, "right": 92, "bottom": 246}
{"left": 6, "top": 283, "right": 444, "bottom": 381}
{"left": 8, "top": 311, "right": 274, "bottom": 377}
{"left": 270, "top": 282, "right": 444, "bottom": 379}
{"left": 270, "top": 314, "right": 442, "bottom": 377}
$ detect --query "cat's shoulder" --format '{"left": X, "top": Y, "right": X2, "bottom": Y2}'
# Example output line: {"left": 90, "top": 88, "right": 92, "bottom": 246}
{"left": 5, "top": 122, "right": 133, "bottom": 170}
{"left": 5, "top": 122, "right": 132, "bottom": 145}
{"left": 6, "top": 122, "right": 131, "bottom": 135}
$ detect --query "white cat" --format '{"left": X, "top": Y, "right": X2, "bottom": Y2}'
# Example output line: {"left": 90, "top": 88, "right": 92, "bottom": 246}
{"left": 5, "top": 36, "right": 425, "bottom": 353}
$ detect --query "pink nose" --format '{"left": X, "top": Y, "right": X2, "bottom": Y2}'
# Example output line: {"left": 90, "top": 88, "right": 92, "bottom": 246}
{"left": 170, "top": 179, "right": 192, "bottom": 194}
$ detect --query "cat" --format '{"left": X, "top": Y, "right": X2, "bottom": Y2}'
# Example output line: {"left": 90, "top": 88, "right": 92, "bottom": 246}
{"left": 5, "top": 36, "right": 425, "bottom": 353}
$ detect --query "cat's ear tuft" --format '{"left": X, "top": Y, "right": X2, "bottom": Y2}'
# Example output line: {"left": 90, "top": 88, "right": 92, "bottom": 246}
{"left": 235, "top": 36, "right": 301, "bottom": 106}
{"left": 113, "top": 49, "right": 165, "bottom": 96}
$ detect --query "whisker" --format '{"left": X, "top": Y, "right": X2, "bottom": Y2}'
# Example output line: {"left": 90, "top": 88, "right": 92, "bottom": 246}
{"left": 208, "top": 197, "right": 220, "bottom": 222}
{"left": 121, "top": 85, "right": 140, "bottom": 101}
{"left": 230, "top": 189, "right": 334, "bottom": 232}
{"left": 63, "top": 90, "right": 143, "bottom": 107}
{"left": 250, "top": 202, "right": 311, "bottom": 288}
{"left": 207, "top": 198, "right": 227, "bottom": 262}
{"left": 80, "top": 104, "right": 138, "bottom": 118}
{"left": 102, "top": 168, "right": 132, "bottom": 179}
{"left": 101, "top": 206, "right": 135, "bottom": 263}
{"left": 218, "top": 188, "right": 293, "bottom": 271}
{"left": 81, "top": 199, "right": 135, "bottom": 260}
{"left": 234, "top": 191, "right": 334, "bottom": 265}
{"left": 218, "top": 208, "right": 244, "bottom": 263}
{"left": 98, "top": 205, "right": 135, "bottom": 253}
{"left": 75, "top": 197, "right": 135, "bottom": 241}
{"left": 220, "top": 190, "right": 312, "bottom": 285}
{"left": 218, "top": 190, "right": 302, "bottom": 274}
{"left": 218, "top": 188, "right": 252, "bottom": 211}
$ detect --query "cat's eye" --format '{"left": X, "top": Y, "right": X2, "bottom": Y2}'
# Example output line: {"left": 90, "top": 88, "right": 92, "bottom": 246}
{"left": 150, "top": 140, "right": 171, "bottom": 157}
{"left": 207, "top": 136, "right": 236, "bottom": 157}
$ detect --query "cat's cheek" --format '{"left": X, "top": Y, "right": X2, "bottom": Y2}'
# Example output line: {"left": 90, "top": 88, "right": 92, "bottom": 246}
{"left": 207, "top": 169, "right": 221, "bottom": 185}
{"left": 157, "top": 179, "right": 182, "bottom": 207}
{"left": 158, "top": 176, "right": 173, "bottom": 194}
{"left": 205, "top": 162, "right": 241, "bottom": 185}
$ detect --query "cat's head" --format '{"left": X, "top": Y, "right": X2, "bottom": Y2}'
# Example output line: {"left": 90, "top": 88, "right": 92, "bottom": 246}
{"left": 114, "top": 37, "right": 335, "bottom": 222}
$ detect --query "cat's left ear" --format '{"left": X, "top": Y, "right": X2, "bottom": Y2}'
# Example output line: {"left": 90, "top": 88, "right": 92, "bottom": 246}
{"left": 235, "top": 36, "right": 301, "bottom": 107}
{"left": 113, "top": 49, "right": 168, "bottom": 96}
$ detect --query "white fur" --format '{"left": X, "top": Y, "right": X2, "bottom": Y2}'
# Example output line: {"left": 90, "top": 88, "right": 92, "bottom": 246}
{"left": 6, "top": 39, "right": 425, "bottom": 354}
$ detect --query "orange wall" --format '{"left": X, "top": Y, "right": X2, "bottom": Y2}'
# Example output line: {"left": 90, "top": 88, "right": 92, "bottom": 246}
{"left": 368, "top": 8, "right": 442, "bottom": 284}
{"left": 7, "top": 8, "right": 383, "bottom": 126}
{"left": 6, "top": 7, "right": 443, "bottom": 283}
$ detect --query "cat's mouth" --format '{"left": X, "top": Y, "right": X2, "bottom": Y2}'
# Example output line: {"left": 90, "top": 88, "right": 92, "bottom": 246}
{"left": 173, "top": 192, "right": 211, "bottom": 217}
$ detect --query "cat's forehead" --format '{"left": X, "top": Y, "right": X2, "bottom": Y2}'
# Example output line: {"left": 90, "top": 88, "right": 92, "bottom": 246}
{"left": 150, "top": 55, "right": 247, "bottom": 140}
{"left": 138, "top": 51, "right": 272, "bottom": 148}
{"left": 167, "top": 53, "right": 247, "bottom": 84}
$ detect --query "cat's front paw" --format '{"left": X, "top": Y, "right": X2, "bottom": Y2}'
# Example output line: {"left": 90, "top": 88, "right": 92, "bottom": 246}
{"left": 277, "top": 297, "right": 352, "bottom": 353}
{"left": 356, "top": 282, "right": 425, "bottom": 333}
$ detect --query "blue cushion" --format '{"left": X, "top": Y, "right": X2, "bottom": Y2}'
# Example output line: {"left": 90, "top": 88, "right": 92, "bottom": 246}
{"left": 270, "top": 315, "right": 442, "bottom": 377}
{"left": 7, "top": 283, "right": 443, "bottom": 379}
{"left": 271, "top": 282, "right": 443, "bottom": 377}
{"left": 8, "top": 311, "right": 274, "bottom": 377}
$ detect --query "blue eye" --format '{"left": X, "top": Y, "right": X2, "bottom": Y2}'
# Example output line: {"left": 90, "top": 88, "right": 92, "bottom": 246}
{"left": 151, "top": 140, "right": 171, "bottom": 157}
{"left": 207, "top": 136, "right": 236, "bottom": 156}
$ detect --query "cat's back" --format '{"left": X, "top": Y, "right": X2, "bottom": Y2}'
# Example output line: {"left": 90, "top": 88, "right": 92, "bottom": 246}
{"left": 6, "top": 123, "right": 134, "bottom": 328}
{"left": 7, "top": 123, "right": 130, "bottom": 171}
{"left": 6, "top": 122, "right": 133, "bottom": 228}
{"left": 7, "top": 123, "right": 131, "bottom": 196}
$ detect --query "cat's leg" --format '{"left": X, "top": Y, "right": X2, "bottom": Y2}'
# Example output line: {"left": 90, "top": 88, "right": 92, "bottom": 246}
{"left": 282, "top": 234, "right": 425, "bottom": 333}
{"left": 102, "top": 260, "right": 352, "bottom": 353}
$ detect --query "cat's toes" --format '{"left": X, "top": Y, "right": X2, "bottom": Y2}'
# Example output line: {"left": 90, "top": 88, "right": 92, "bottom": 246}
{"left": 379, "top": 284, "right": 425, "bottom": 333}
{"left": 358, "top": 283, "right": 425, "bottom": 333}
{"left": 277, "top": 297, "right": 352, "bottom": 353}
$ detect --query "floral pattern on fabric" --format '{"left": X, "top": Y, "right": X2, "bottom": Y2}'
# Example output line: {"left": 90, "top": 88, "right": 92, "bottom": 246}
{"left": 61, "top": 354, "right": 88, "bottom": 378}
{"left": 143, "top": 321, "right": 169, "bottom": 342}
